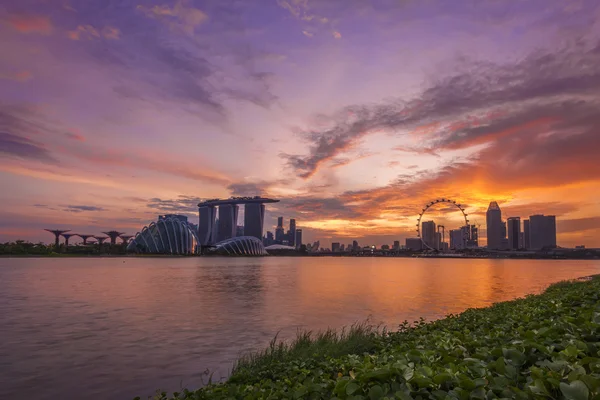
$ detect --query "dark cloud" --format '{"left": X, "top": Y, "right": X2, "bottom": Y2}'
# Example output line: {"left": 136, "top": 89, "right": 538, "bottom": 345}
{"left": 147, "top": 195, "right": 201, "bottom": 215}
{"left": 557, "top": 217, "right": 600, "bottom": 234}
{"left": 63, "top": 205, "right": 106, "bottom": 213}
{"left": 0, "top": 131, "right": 56, "bottom": 163}
{"left": 227, "top": 181, "right": 272, "bottom": 196}
{"left": 283, "top": 39, "right": 600, "bottom": 178}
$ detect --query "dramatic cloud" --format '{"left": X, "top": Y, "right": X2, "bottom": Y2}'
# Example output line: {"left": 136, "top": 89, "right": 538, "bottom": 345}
{"left": 0, "top": 132, "right": 56, "bottom": 163}
{"left": 137, "top": 0, "right": 208, "bottom": 34}
{"left": 63, "top": 205, "right": 106, "bottom": 213}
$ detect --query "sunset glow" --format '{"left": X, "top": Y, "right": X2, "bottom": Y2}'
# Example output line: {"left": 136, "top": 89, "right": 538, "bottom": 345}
{"left": 1, "top": 0, "right": 599, "bottom": 247}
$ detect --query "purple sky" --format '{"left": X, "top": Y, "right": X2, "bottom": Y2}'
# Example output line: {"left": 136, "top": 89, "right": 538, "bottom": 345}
{"left": 1, "top": 0, "right": 600, "bottom": 247}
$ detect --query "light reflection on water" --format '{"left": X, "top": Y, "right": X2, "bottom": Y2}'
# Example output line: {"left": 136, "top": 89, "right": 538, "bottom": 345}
{"left": 1, "top": 257, "right": 599, "bottom": 400}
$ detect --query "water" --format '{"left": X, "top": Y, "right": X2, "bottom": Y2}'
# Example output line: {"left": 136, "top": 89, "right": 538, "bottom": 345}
{"left": 1, "top": 257, "right": 599, "bottom": 400}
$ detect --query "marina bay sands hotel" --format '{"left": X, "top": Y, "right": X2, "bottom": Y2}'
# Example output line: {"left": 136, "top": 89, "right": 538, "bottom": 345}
{"left": 197, "top": 197, "right": 279, "bottom": 245}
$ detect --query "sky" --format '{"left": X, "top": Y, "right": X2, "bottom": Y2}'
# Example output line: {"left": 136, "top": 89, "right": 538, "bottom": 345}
{"left": 1, "top": 0, "right": 599, "bottom": 248}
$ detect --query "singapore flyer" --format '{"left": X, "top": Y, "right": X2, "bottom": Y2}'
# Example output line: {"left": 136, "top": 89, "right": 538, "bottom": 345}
{"left": 416, "top": 198, "right": 469, "bottom": 251}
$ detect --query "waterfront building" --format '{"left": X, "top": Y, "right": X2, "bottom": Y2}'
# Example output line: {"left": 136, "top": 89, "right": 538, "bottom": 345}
{"left": 486, "top": 201, "right": 503, "bottom": 249}
{"left": 405, "top": 238, "right": 423, "bottom": 251}
{"left": 128, "top": 215, "right": 199, "bottom": 255}
{"left": 352, "top": 240, "right": 359, "bottom": 250}
{"left": 422, "top": 220, "right": 437, "bottom": 249}
{"left": 450, "top": 229, "right": 464, "bottom": 250}
{"left": 467, "top": 225, "right": 479, "bottom": 247}
{"left": 340, "top": 244, "right": 345, "bottom": 251}
{"left": 275, "top": 216, "right": 285, "bottom": 244}
{"left": 244, "top": 203, "right": 265, "bottom": 240}
{"left": 529, "top": 215, "right": 557, "bottom": 250}
{"left": 217, "top": 204, "right": 238, "bottom": 242}
{"left": 507, "top": 217, "right": 521, "bottom": 250}
{"left": 523, "top": 219, "right": 531, "bottom": 249}
{"left": 295, "top": 229, "right": 302, "bottom": 249}
{"left": 198, "top": 197, "right": 279, "bottom": 245}
{"left": 289, "top": 219, "right": 296, "bottom": 247}
{"left": 393, "top": 240, "right": 400, "bottom": 250}
{"left": 332, "top": 242, "right": 340, "bottom": 252}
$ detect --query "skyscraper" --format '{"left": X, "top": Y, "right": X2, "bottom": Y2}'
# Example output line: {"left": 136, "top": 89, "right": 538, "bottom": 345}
{"left": 421, "top": 220, "right": 436, "bottom": 249}
{"left": 529, "top": 215, "right": 557, "bottom": 250}
{"left": 198, "top": 205, "right": 217, "bottom": 245}
{"left": 352, "top": 240, "right": 359, "bottom": 250}
{"left": 507, "top": 217, "right": 521, "bottom": 250}
{"left": 289, "top": 218, "right": 296, "bottom": 247}
{"left": 217, "top": 204, "right": 239, "bottom": 242}
{"left": 244, "top": 203, "right": 265, "bottom": 240}
{"left": 331, "top": 242, "right": 340, "bottom": 252}
{"left": 275, "top": 216, "right": 285, "bottom": 243}
{"left": 523, "top": 219, "right": 530, "bottom": 249}
{"left": 295, "top": 229, "right": 302, "bottom": 249}
{"left": 486, "top": 201, "right": 503, "bottom": 249}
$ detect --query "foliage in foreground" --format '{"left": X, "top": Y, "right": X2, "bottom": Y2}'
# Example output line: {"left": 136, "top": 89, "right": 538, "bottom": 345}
{"left": 140, "top": 276, "right": 600, "bottom": 400}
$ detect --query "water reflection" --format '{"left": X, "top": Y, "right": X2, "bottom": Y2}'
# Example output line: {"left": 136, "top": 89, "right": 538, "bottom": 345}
{"left": 0, "top": 257, "right": 598, "bottom": 400}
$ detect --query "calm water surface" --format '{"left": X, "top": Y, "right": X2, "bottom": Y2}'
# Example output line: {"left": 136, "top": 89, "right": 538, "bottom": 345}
{"left": 1, "top": 257, "right": 599, "bottom": 399}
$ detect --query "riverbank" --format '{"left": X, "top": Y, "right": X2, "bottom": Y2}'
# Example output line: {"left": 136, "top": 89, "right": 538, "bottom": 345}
{"left": 141, "top": 275, "right": 600, "bottom": 399}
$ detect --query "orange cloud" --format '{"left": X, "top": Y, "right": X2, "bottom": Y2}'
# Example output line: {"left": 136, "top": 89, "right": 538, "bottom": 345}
{"left": 0, "top": 71, "right": 32, "bottom": 82}
{"left": 101, "top": 26, "right": 120, "bottom": 40}
{"left": 67, "top": 25, "right": 100, "bottom": 40}
{"left": 7, "top": 15, "right": 53, "bottom": 35}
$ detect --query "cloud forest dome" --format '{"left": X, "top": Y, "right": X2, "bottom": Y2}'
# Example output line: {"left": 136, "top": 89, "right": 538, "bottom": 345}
{"left": 210, "top": 236, "right": 268, "bottom": 256}
{"left": 127, "top": 215, "right": 199, "bottom": 255}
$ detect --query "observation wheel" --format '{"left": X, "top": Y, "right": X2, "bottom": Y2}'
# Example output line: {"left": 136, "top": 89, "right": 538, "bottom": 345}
{"left": 416, "top": 198, "right": 469, "bottom": 251}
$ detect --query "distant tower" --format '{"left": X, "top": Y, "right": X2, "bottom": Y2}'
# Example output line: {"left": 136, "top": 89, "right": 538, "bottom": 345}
{"left": 275, "top": 216, "right": 285, "bottom": 244}
{"left": 44, "top": 229, "right": 70, "bottom": 248}
{"left": 295, "top": 229, "right": 302, "bottom": 249}
{"left": 244, "top": 203, "right": 265, "bottom": 240}
{"left": 77, "top": 234, "right": 93, "bottom": 245}
{"left": 523, "top": 219, "right": 530, "bottom": 249}
{"left": 421, "top": 220, "right": 437, "bottom": 250}
{"left": 61, "top": 233, "right": 76, "bottom": 247}
{"left": 529, "top": 215, "right": 557, "bottom": 250}
{"left": 102, "top": 231, "right": 124, "bottom": 245}
{"left": 486, "top": 202, "right": 503, "bottom": 249}
{"left": 507, "top": 217, "right": 521, "bottom": 250}
{"left": 120, "top": 235, "right": 133, "bottom": 245}
{"left": 93, "top": 236, "right": 108, "bottom": 245}
{"left": 289, "top": 218, "right": 296, "bottom": 247}
{"left": 217, "top": 205, "right": 239, "bottom": 242}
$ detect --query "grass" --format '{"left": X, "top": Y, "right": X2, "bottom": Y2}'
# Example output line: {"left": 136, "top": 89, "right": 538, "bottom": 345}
{"left": 138, "top": 276, "right": 600, "bottom": 400}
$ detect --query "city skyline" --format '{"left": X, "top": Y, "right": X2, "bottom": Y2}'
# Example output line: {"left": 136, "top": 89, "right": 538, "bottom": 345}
{"left": 1, "top": 1, "right": 600, "bottom": 247}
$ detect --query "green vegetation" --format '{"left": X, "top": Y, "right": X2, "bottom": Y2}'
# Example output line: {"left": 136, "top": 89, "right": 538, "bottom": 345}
{"left": 140, "top": 276, "right": 600, "bottom": 400}
{"left": 0, "top": 240, "right": 128, "bottom": 256}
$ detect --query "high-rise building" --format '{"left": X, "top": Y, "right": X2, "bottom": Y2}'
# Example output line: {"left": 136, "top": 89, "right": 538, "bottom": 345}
{"left": 275, "top": 216, "right": 285, "bottom": 244}
{"left": 523, "top": 219, "right": 530, "bottom": 249}
{"left": 486, "top": 201, "right": 503, "bottom": 249}
{"left": 393, "top": 240, "right": 400, "bottom": 250}
{"left": 295, "top": 229, "right": 302, "bottom": 249}
{"left": 217, "top": 204, "right": 239, "bottom": 242}
{"left": 236, "top": 225, "right": 244, "bottom": 237}
{"left": 289, "top": 219, "right": 296, "bottom": 247}
{"left": 507, "top": 217, "right": 521, "bottom": 250}
{"left": 435, "top": 232, "right": 442, "bottom": 251}
{"left": 198, "top": 205, "right": 217, "bottom": 245}
{"left": 467, "top": 225, "right": 479, "bottom": 247}
{"left": 421, "top": 220, "right": 437, "bottom": 249}
{"left": 405, "top": 238, "right": 423, "bottom": 251}
{"left": 332, "top": 242, "right": 340, "bottom": 252}
{"left": 352, "top": 240, "right": 359, "bottom": 250}
{"left": 263, "top": 231, "right": 274, "bottom": 247}
{"left": 244, "top": 203, "right": 265, "bottom": 240}
{"left": 340, "top": 244, "right": 345, "bottom": 251}
{"left": 529, "top": 215, "right": 557, "bottom": 250}
{"left": 450, "top": 227, "right": 469, "bottom": 250}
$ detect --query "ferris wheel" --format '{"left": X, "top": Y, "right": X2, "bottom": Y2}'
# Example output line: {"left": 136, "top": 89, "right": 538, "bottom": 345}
{"left": 416, "top": 198, "right": 469, "bottom": 250}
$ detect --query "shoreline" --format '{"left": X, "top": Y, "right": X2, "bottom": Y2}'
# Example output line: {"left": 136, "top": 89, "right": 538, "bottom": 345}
{"left": 138, "top": 274, "right": 600, "bottom": 399}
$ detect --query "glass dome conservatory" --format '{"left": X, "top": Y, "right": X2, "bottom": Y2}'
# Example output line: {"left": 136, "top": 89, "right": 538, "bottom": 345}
{"left": 209, "top": 236, "right": 268, "bottom": 256}
{"left": 127, "top": 215, "right": 199, "bottom": 255}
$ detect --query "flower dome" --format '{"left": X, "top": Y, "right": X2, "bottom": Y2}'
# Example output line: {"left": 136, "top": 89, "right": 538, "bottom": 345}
{"left": 127, "top": 215, "right": 199, "bottom": 255}
{"left": 210, "top": 236, "right": 268, "bottom": 256}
